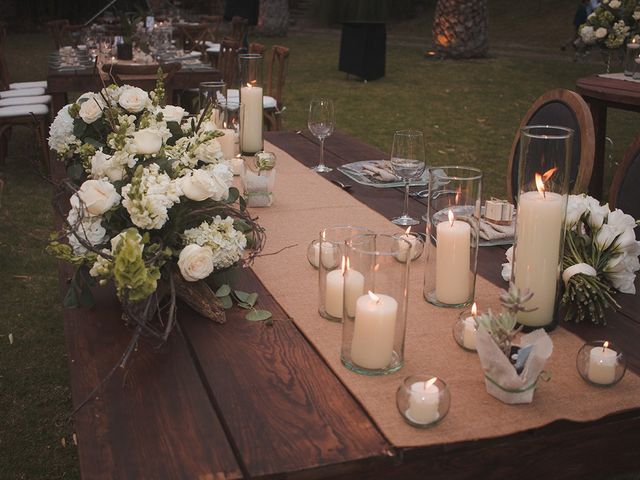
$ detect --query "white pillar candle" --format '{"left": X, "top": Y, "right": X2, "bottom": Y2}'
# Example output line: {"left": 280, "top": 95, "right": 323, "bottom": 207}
{"left": 350, "top": 292, "right": 398, "bottom": 369}
{"left": 588, "top": 343, "right": 617, "bottom": 385}
{"left": 462, "top": 317, "right": 477, "bottom": 351}
{"left": 435, "top": 211, "right": 471, "bottom": 304}
{"left": 396, "top": 228, "right": 422, "bottom": 262}
{"left": 240, "top": 83, "right": 263, "bottom": 153}
{"left": 407, "top": 379, "right": 440, "bottom": 424}
{"left": 310, "top": 241, "right": 337, "bottom": 269}
{"left": 514, "top": 190, "right": 564, "bottom": 326}
{"left": 324, "top": 264, "right": 365, "bottom": 319}
{"left": 218, "top": 129, "right": 236, "bottom": 160}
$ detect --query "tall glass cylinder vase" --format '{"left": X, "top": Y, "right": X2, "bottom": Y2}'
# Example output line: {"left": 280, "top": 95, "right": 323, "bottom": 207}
{"left": 198, "top": 81, "right": 227, "bottom": 125}
{"left": 423, "top": 166, "right": 482, "bottom": 308}
{"left": 624, "top": 40, "right": 640, "bottom": 76}
{"left": 511, "top": 125, "right": 572, "bottom": 331}
{"left": 238, "top": 53, "right": 264, "bottom": 155}
{"left": 341, "top": 234, "right": 410, "bottom": 376}
{"left": 318, "top": 225, "right": 372, "bottom": 321}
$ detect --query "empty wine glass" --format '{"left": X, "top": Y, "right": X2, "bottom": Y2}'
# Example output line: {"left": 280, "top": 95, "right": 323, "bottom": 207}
{"left": 390, "top": 129, "right": 426, "bottom": 226}
{"left": 308, "top": 98, "right": 335, "bottom": 173}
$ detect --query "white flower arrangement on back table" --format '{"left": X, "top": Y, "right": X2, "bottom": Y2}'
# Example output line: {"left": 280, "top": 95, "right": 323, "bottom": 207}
{"left": 503, "top": 194, "right": 640, "bottom": 325}
{"left": 579, "top": 0, "right": 640, "bottom": 50}
{"left": 47, "top": 74, "right": 267, "bottom": 361}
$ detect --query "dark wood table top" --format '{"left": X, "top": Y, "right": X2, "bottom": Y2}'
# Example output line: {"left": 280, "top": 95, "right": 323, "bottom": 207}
{"left": 576, "top": 75, "right": 640, "bottom": 110}
{"left": 60, "top": 130, "right": 640, "bottom": 479}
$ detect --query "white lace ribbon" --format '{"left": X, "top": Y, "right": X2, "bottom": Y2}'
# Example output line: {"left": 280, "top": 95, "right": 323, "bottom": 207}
{"left": 562, "top": 263, "right": 597, "bottom": 286}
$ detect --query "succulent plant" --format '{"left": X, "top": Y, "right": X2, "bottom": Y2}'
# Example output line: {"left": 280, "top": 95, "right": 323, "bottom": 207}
{"left": 476, "top": 284, "right": 536, "bottom": 357}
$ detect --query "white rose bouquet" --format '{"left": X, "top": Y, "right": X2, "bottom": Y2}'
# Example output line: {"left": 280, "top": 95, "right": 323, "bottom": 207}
{"left": 578, "top": 0, "right": 640, "bottom": 50}
{"left": 47, "top": 76, "right": 265, "bottom": 351}
{"left": 561, "top": 194, "right": 640, "bottom": 324}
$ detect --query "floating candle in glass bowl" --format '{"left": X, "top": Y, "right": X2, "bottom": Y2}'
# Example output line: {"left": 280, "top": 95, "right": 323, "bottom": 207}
{"left": 393, "top": 227, "right": 425, "bottom": 262}
{"left": 453, "top": 302, "right": 478, "bottom": 351}
{"left": 576, "top": 340, "right": 627, "bottom": 387}
{"left": 396, "top": 375, "right": 450, "bottom": 428}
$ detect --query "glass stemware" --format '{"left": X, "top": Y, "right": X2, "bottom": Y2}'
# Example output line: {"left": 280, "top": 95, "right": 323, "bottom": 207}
{"left": 308, "top": 98, "right": 335, "bottom": 173}
{"left": 390, "top": 129, "right": 426, "bottom": 226}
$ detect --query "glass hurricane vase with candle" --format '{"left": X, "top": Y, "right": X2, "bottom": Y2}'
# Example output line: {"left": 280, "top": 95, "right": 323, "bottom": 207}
{"left": 511, "top": 125, "right": 572, "bottom": 331}
{"left": 341, "top": 234, "right": 411, "bottom": 375}
{"left": 423, "top": 166, "right": 482, "bottom": 308}
{"left": 239, "top": 54, "right": 264, "bottom": 156}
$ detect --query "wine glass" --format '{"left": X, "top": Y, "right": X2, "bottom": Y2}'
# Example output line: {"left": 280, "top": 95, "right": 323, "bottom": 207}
{"left": 308, "top": 98, "right": 335, "bottom": 173}
{"left": 390, "top": 129, "right": 426, "bottom": 226}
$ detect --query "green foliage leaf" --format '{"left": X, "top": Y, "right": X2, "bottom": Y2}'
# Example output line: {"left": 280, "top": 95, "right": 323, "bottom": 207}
{"left": 237, "top": 302, "right": 252, "bottom": 310}
{"left": 84, "top": 137, "right": 105, "bottom": 150}
{"left": 220, "top": 295, "right": 233, "bottom": 309}
{"left": 246, "top": 309, "right": 272, "bottom": 322}
{"left": 233, "top": 290, "right": 250, "bottom": 303}
{"left": 73, "top": 118, "right": 87, "bottom": 137}
{"left": 66, "top": 163, "right": 85, "bottom": 183}
{"left": 225, "top": 187, "right": 240, "bottom": 205}
{"left": 215, "top": 284, "right": 231, "bottom": 297}
{"left": 246, "top": 292, "right": 258, "bottom": 307}
{"left": 63, "top": 266, "right": 96, "bottom": 309}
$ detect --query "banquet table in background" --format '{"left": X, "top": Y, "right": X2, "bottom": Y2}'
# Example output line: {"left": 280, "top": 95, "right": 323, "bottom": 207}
{"left": 47, "top": 64, "right": 221, "bottom": 113}
{"left": 576, "top": 74, "right": 640, "bottom": 199}
{"left": 57, "top": 131, "right": 640, "bottom": 479}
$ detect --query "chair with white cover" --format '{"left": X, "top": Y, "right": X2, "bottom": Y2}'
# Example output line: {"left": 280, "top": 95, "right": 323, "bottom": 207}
{"left": 0, "top": 104, "right": 51, "bottom": 170}
{"left": 263, "top": 45, "right": 290, "bottom": 131}
{"left": 0, "top": 23, "right": 48, "bottom": 93}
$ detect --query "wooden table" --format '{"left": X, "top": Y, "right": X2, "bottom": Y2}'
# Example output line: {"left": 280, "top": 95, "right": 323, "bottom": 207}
{"left": 47, "top": 65, "right": 221, "bottom": 113}
{"left": 60, "top": 131, "right": 640, "bottom": 479}
{"left": 576, "top": 75, "right": 640, "bottom": 199}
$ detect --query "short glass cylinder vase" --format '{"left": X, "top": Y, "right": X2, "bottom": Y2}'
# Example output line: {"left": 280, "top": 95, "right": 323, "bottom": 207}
{"left": 238, "top": 53, "right": 264, "bottom": 155}
{"left": 511, "top": 126, "right": 572, "bottom": 331}
{"left": 453, "top": 308, "right": 478, "bottom": 352}
{"left": 240, "top": 152, "right": 276, "bottom": 208}
{"left": 318, "top": 225, "right": 372, "bottom": 321}
{"left": 198, "top": 81, "right": 227, "bottom": 124}
{"left": 576, "top": 340, "right": 627, "bottom": 387}
{"left": 341, "top": 234, "right": 410, "bottom": 375}
{"left": 423, "top": 166, "right": 482, "bottom": 308}
{"left": 624, "top": 41, "right": 640, "bottom": 76}
{"left": 396, "top": 375, "right": 450, "bottom": 428}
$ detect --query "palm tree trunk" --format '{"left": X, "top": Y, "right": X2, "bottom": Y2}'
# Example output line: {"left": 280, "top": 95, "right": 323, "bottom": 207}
{"left": 433, "top": 0, "right": 489, "bottom": 59}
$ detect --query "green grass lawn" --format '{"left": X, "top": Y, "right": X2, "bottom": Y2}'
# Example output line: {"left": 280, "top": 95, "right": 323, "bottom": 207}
{"left": 1, "top": 9, "right": 639, "bottom": 478}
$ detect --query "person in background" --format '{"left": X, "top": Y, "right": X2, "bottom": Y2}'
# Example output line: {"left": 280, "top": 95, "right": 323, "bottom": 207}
{"left": 561, "top": 0, "right": 589, "bottom": 51}
{"left": 587, "top": 0, "right": 600, "bottom": 15}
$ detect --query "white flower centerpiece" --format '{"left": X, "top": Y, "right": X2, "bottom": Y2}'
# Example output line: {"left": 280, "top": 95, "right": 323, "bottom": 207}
{"left": 503, "top": 194, "right": 640, "bottom": 325}
{"left": 47, "top": 76, "right": 266, "bottom": 355}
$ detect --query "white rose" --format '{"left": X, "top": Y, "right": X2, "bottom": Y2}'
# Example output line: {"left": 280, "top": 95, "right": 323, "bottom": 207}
{"left": 595, "top": 27, "right": 608, "bottom": 39}
{"left": 131, "top": 128, "right": 163, "bottom": 155}
{"left": 180, "top": 168, "right": 229, "bottom": 201}
{"left": 594, "top": 223, "right": 618, "bottom": 250}
{"left": 581, "top": 26, "right": 596, "bottom": 44}
{"left": 66, "top": 207, "right": 107, "bottom": 255}
{"left": 159, "top": 105, "right": 186, "bottom": 123}
{"left": 565, "top": 194, "right": 588, "bottom": 228}
{"left": 586, "top": 196, "right": 609, "bottom": 229}
{"left": 501, "top": 246, "right": 513, "bottom": 282}
{"left": 194, "top": 139, "right": 223, "bottom": 163}
{"left": 118, "top": 86, "right": 150, "bottom": 113}
{"left": 634, "top": 11, "right": 640, "bottom": 21}
{"left": 77, "top": 179, "right": 121, "bottom": 216}
{"left": 90, "top": 149, "right": 125, "bottom": 182}
{"left": 610, "top": 0, "right": 621, "bottom": 8}
{"left": 178, "top": 244, "right": 214, "bottom": 281}
{"left": 79, "top": 96, "right": 103, "bottom": 124}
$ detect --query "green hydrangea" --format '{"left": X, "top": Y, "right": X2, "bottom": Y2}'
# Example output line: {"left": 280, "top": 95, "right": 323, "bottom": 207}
{"left": 112, "top": 228, "right": 162, "bottom": 302}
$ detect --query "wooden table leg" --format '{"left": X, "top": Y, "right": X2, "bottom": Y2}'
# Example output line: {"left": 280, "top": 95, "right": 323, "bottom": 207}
{"left": 587, "top": 99, "right": 607, "bottom": 200}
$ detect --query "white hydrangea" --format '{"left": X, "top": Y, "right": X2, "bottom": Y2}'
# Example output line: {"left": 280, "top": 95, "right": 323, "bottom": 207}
{"left": 48, "top": 104, "right": 77, "bottom": 153}
{"left": 580, "top": 26, "right": 596, "bottom": 44}
{"left": 609, "top": 0, "right": 621, "bottom": 8}
{"left": 89, "top": 249, "right": 112, "bottom": 280}
{"left": 182, "top": 216, "right": 247, "bottom": 269}
{"left": 634, "top": 10, "right": 640, "bottom": 21}
{"left": 194, "top": 138, "right": 223, "bottom": 164}
{"left": 66, "top": 204, "right": 108, "bottom": 255}
{"left": 121, "top": 164, "right": 182, "bottom": 230}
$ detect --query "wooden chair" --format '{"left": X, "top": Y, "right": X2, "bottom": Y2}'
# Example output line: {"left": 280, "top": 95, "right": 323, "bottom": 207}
{"left": 263, "top": 45, "right": 290, "bottom": 131}
{"left": 506, "top": 88, "right": 595, "bottom": 203}
{"left": 609, "top": 134, "right": 640, "bottom": 238}
{"left": 0, "top": 104, "right": 50, "bottom": 171}
{"left": 101, "top": 62, "right": 182, "bottom": 104}
{"left": 177, "top": 23, "right": 212, "bottom": 56}
{"left": 248, "top": 42, "right": 266, "bottom": 56}
{"left": 218, "top": 38, "right": 240, "bottom": 86}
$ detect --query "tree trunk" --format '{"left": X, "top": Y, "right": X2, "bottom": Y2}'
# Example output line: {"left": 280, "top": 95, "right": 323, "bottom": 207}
{"left": 258, "top": 0, "right": 290, "bottom": 36}
{"left": 432, "top": 0, "right": 488, "bottom": 59}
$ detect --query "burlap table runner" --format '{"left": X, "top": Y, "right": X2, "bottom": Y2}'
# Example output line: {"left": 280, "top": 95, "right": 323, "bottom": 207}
{"left": 249, "top": 141, "right": 640, "bottom": 448}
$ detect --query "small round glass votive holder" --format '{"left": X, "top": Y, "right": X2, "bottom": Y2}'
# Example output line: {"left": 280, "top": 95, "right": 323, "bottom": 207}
{"left": 576, "top": 340, "right": 627, "bottom": 387}
{"left": 307, "top": 239, "right": 336, "bottom": 269}
{"left": 453, "top": 309, "right": 477, "bottom": 352}
{"left": 392, "top": 230, "right": 425, "bottom": 262}
{"left": 396, "top": 375, "right": 450, "bottom": 428}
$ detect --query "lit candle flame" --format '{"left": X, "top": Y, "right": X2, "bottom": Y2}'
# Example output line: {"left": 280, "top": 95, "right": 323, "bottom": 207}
{"left": 368, "top": 291, "right": 381, "bottom": 304}
{"left": 471, "top": 302, "right": 477, "bottom": 317}
{"left": 405, "top": 226, "right": 412, "bottom": 234}
{"left": 603, "top": 340, "right": 609, "bottom": 351}
{"left": 542, "top": 167, "right": 557, "bottom": 182}
{"left": 455, "top": 187, "right": 461, "bottom": 204}
{"left": 340, "top": 256, "right": 346, "bottom": 274}
{"left": 425, "top": 377, "right": 437, "bottom": 389}
{"left": 535, "top": 167, "right": 557, "bottom": 198}
{"left": 448, "top": 209, "right": 455, "bottom": 227}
